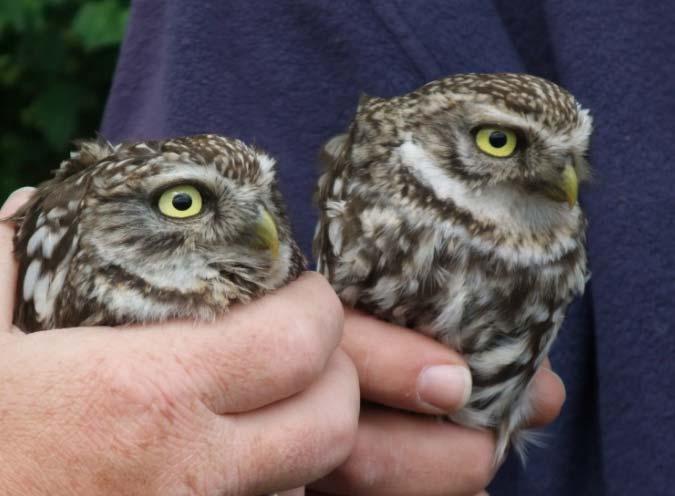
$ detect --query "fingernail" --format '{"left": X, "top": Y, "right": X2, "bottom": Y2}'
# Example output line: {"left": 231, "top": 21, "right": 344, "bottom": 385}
{"left": 1, "top": 187, "right": 35, "bottom": 215}
{"left": 417, "top": 364, "right": 472, "bottom": 412}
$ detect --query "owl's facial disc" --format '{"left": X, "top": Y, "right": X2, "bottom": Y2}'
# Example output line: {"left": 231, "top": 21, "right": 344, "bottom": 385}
{"left": 150, "top": 179, "right": 279, "bottom": 256}
{"left": 469, "top": 123, "right": 579, "bottom": 207}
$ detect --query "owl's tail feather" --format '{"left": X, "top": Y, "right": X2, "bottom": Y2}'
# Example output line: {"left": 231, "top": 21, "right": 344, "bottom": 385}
{"left": 495, "top": 420, "right": 548, "bottom": 465}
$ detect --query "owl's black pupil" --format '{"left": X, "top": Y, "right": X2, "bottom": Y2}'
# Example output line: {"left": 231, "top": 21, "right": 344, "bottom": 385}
{"left": 489, "top": 131, "right": 508, "bottom": 148}
{"left": 172, "top": 193, "right": 192, "bottom": 211}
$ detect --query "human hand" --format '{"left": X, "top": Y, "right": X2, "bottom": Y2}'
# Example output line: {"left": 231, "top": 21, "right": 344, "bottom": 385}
{"left": 0, "top": 189, "right": 360, "bottom": 496}
{"left": 308, "top": 310, "right": 566, "bottom": 496}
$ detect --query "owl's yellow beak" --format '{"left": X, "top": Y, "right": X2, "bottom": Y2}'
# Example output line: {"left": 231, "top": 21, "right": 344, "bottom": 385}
{"left": 542, "top": 160, "right": 578, "bottom": 207}
{"left": 252, "top": 208, "right": 280, "bottom": 258}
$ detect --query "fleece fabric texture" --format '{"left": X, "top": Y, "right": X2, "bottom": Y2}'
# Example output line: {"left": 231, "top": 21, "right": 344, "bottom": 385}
{"left": 101, "top": 2, "right": 675, "bottom": 494}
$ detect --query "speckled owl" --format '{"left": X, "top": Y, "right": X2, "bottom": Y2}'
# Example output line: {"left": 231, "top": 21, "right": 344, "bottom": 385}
{"left": 10, "top": 134, "right": 305, "bottom": 333}
{"left": 314, "top": 73, "right": 591, "bottom": 462}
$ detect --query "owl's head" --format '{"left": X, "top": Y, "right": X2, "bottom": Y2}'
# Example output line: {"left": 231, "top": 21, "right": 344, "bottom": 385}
{"left": 12, "top": 134, "right": 304, "bottom": 328}
{"left": 347, "top": 73, "right": 592, "bottom": 213}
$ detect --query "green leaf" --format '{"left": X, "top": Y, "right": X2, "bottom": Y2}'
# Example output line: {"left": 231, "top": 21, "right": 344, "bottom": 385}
{"left": 0, "top": 0, "right": 42, "bottom": 33}
{"left": 21, "top": 82, "right": 82, "bottom": 149}
{"left": 0, "top": 0, "right": 129, "bottom": 202}
{"left": 70, "top": 0, "right": 129, "bottom": 51}
{"left": 0, "top": 54, "right": 22, "bottom": 86}
{"left": 13, "top": 29, "right": 68, "bottom": 76}
{"left": 0, "top": 0, "right": 64, "bottom": 33}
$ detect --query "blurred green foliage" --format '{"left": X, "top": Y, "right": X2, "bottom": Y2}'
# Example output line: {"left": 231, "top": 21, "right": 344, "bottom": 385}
{"left": 0, "top": 0, "right": 129, "bottom": 202}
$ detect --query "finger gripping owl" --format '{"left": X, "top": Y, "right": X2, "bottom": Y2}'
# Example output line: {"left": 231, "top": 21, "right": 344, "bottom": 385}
{"left": 10, "top": 134, "right": 305, "bottom": 332}
{"left": 314, "top": 73, "right": 591, "bottom": 462}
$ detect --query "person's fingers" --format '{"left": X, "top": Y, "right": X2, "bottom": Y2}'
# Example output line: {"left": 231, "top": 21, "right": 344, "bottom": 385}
{"left": 341, "top": 309, "right": 472, "bottom": 414}
{"left": 526, "top": 358, "right": 566, "bottom": 428}
{"left": 0, "top": 187, "right": 35, "bottom": 331}
{"left": 343, "top": 310, "right": 564, "bottom": 425}
{"left": 118, "top": 272, "right": 345, "bottom": 414}
{"left": 310, "top": 404, "right": 495, "bottom": 496}
{"left": 209, "top": 351, "right": 360, "bottom": 495}
{"left": 308, "top": 485, "right": 487, "bottom": 495}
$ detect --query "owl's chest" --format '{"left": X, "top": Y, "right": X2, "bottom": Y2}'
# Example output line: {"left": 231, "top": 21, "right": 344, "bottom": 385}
{"left": 335, "top": 202, "right": 586, "bottom": 338}
{"left": 360, "top": 245, "right": 580, "bottom": 322}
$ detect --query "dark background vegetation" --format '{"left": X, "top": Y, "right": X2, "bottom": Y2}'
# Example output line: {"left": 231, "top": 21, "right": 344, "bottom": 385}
{"left": 0, "top": 0, "right": 129, "bottom": 202}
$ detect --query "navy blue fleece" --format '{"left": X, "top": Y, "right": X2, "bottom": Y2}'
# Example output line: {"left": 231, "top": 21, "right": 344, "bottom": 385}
{"left": 102, "top": 2, "right": 675, "bottom": 494}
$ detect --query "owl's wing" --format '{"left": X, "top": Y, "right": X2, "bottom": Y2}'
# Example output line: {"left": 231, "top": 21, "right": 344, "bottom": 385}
{"left": 313, "top": 133, "right": 349, "bottom": 276}
{"left": 11, "top": 172, "right": 90, "bottom": 332}
{"left": 314, "top": 132, "right": 382, "bottom": 308}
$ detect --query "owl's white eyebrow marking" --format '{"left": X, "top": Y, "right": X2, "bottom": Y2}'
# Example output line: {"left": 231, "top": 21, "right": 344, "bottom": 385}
{"left": 23, "top": 259, "right": 42, "bottom": 301}
{"left": 146, "top": 164, "right": 226, "bottom": 190}
{"left": 397, "top": 139, "right": 582, "bottom": 265}
{"left": 469, "top": 103, "right": 593, "bottom": 153}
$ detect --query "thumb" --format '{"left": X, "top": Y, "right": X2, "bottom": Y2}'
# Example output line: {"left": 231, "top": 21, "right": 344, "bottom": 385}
{"left": 341, "top": 309, "right": 472, "bottom": 414}
{"left": 0, "top": 187, "right": 36, "bottom": 331}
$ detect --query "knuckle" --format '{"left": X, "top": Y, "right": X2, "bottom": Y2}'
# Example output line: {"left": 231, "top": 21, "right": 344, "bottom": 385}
{"left": 279, "top": 313, "right": 343, "bottom": 387}
{"left": 284, "top": 319, "right": 328, "bottom": 377}
{"left": 298, "top": 413, "right": 358, "bottom": 480}
{"left": 303, "top": 273, "right": 344, "bottom": 326}
{"left": 335, "top": 443, "right": 388, "bottom": 490}
{"left": 269, "top": 274, "right": 344, "bottom": 362}
{"left": 96, "top": 351, "right": 174, "bottom": 420}
{"left": 314, "top": 355, "right": 360, "bottom": 468}
{"left": 324, "top": 404, "right": 359, "bottom": 464}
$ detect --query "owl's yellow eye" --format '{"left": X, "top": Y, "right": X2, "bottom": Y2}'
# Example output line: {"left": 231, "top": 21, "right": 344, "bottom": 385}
{"left": 158, "top": 185, "right": 203, "bottom": 218}
{"left": 475, "top": 127, "right": 518, "bottom": 158}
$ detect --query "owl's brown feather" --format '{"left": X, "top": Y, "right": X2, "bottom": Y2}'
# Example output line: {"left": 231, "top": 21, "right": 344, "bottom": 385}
{"left": 11, "top": 134, "right": 305, "bottom": 333}
{"left": 314, "top": 73, "right": 591, "bottom": 462}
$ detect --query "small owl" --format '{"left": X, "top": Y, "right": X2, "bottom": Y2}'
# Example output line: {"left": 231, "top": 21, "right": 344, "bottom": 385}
{"left": 314, "top": 73, "right": 591, "bottom": 462}
{"left": 10, "top": 134, "right": 305, "bottom": 333}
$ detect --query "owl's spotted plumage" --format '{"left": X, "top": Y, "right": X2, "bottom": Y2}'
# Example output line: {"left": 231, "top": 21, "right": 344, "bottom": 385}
{"left": 11, "top": 134, "right": 305, "bottom": 333}
{"left": 314, "top": 73, "right": 592, "bottom": 462}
